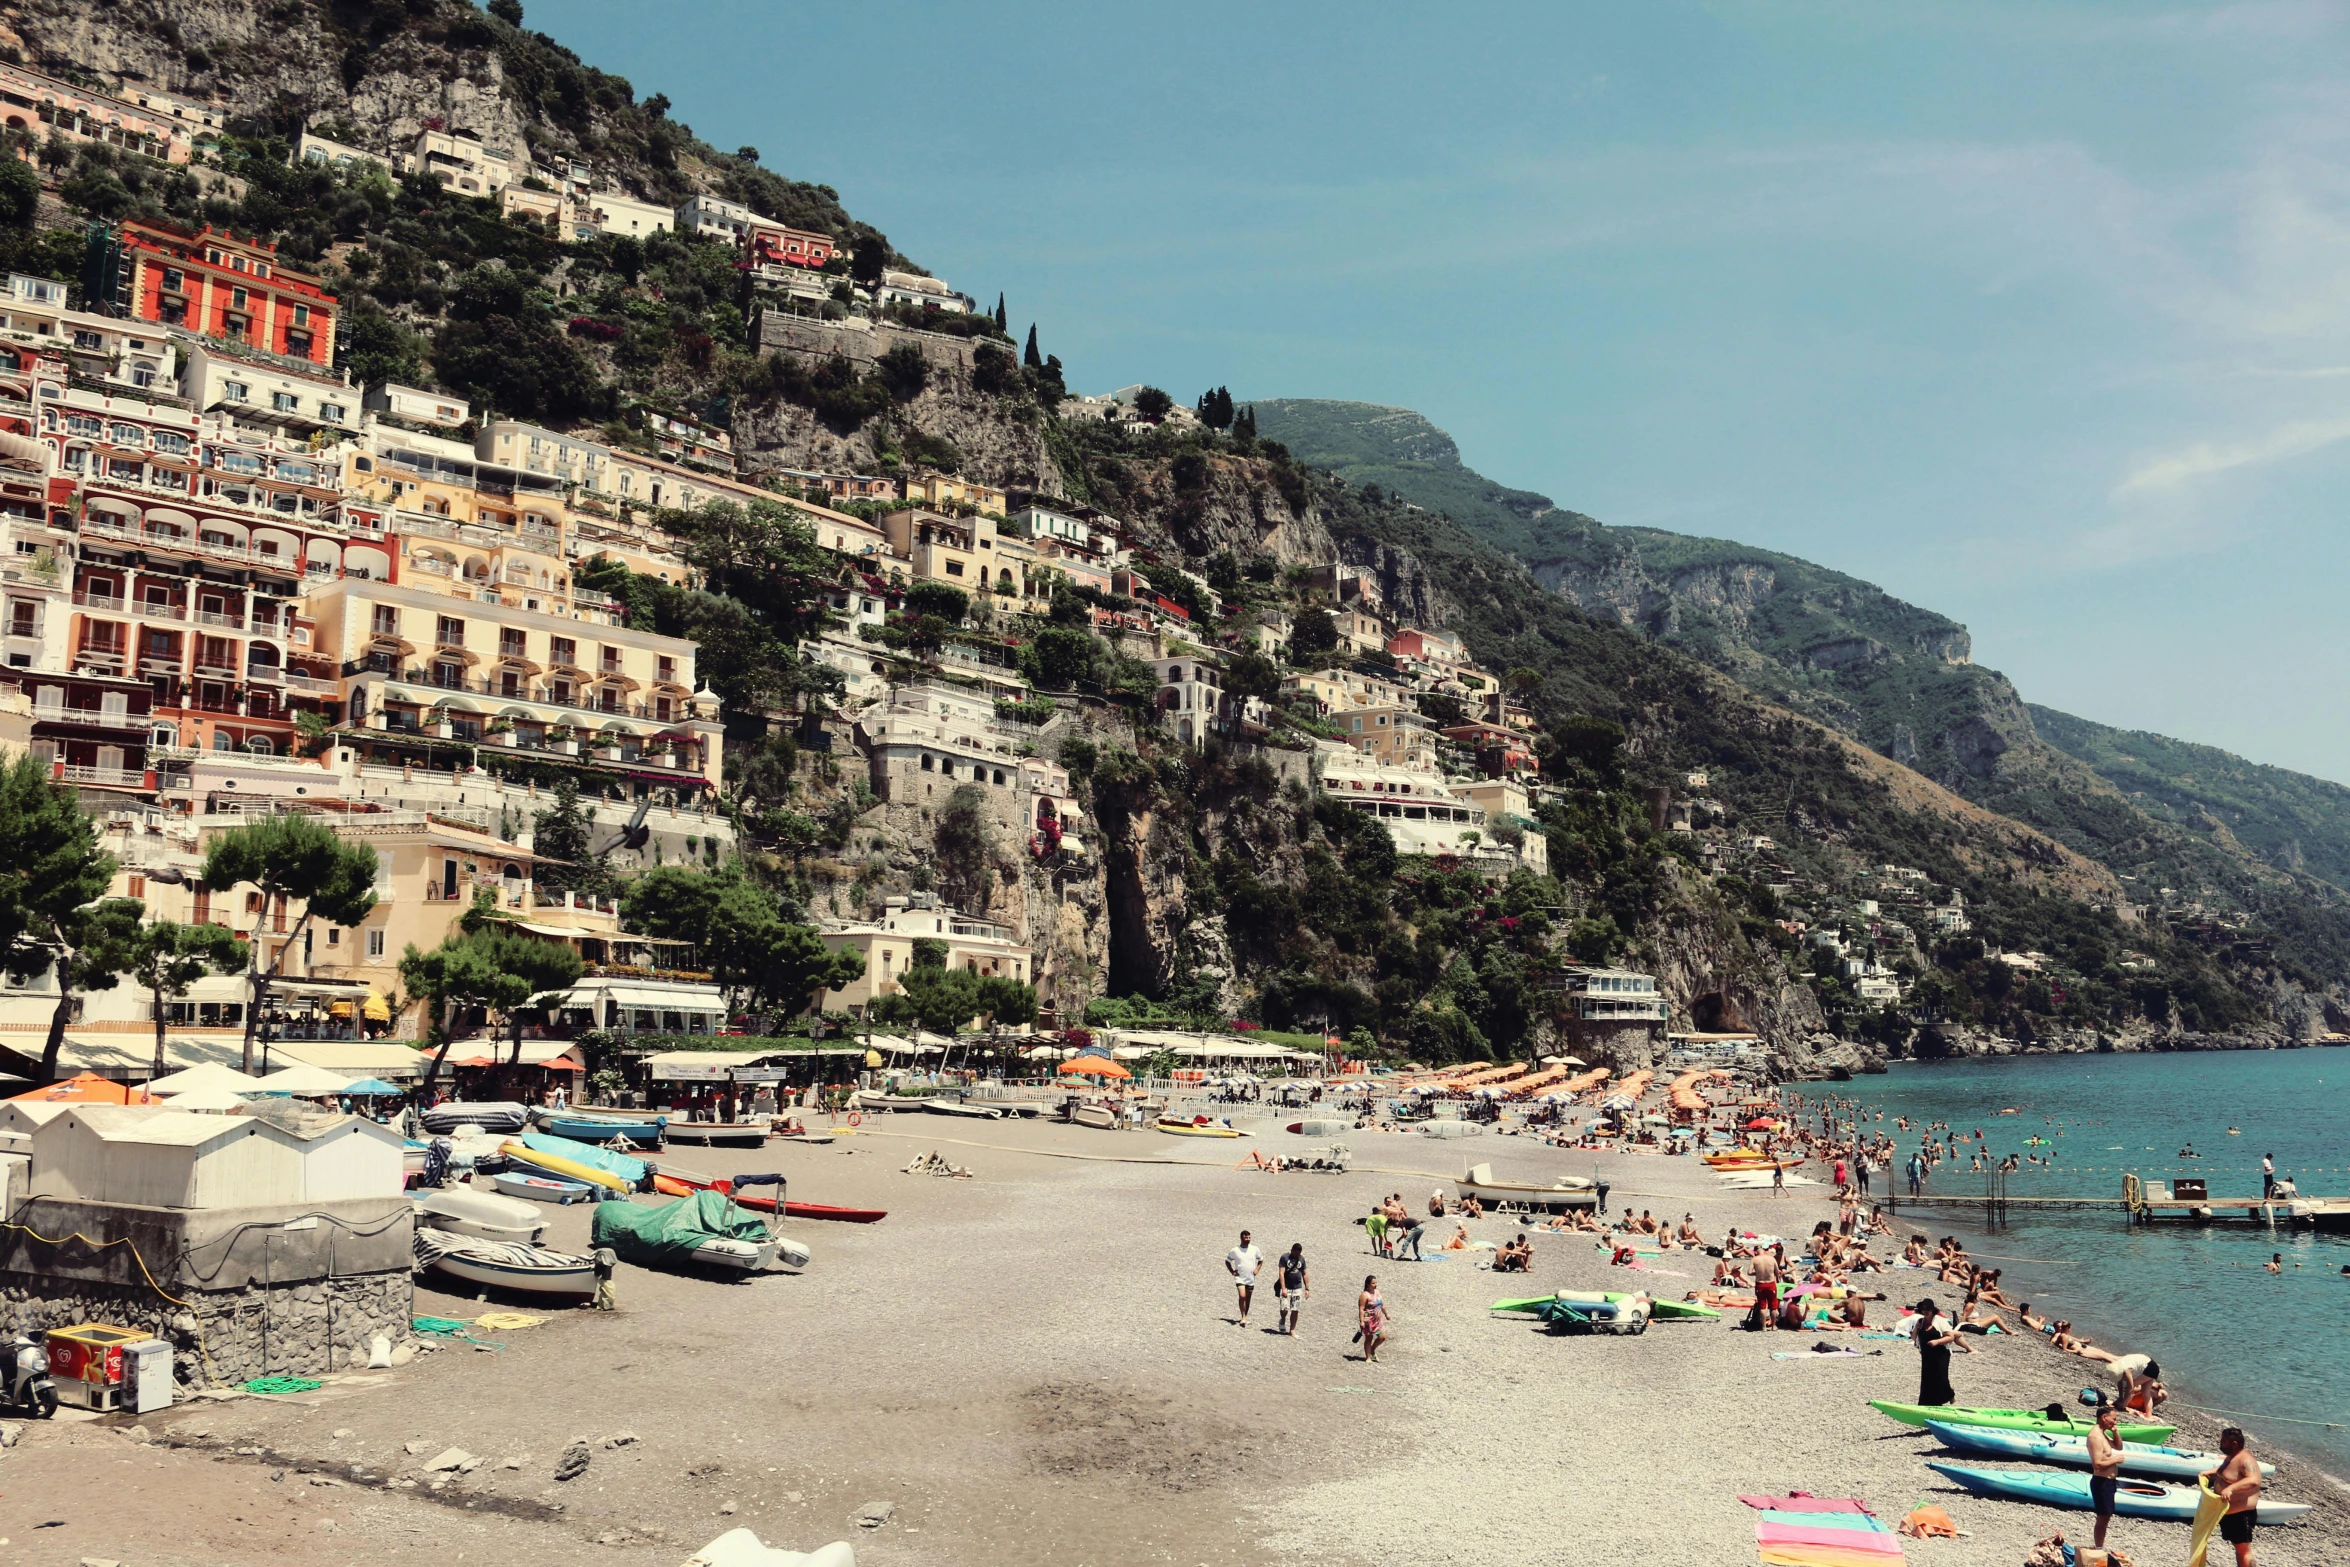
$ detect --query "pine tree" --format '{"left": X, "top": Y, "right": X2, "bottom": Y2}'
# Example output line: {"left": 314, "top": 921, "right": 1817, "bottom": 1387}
{"left": 1023, "top": 324, "right": 1042, "bottom": 369}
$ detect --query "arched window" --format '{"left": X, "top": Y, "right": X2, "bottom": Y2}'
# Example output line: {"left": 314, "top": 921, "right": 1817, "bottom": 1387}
{"left": 245, "top": 735, "right": 274, "bottom": 756}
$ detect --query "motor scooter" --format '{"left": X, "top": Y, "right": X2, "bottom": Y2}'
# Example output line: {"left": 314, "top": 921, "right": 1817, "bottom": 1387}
{"left": 0, "top": 1331, "right": 57, "bottom": 1417}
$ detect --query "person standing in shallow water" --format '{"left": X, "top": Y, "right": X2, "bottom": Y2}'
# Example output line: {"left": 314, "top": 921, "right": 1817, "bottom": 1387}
{"left": 1915, "top": 1296, "right": 1968, "bottom": 1406}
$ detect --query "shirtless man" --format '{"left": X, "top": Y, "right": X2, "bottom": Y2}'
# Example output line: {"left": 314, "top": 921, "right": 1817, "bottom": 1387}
{"left": 2207, "top": 1427, "right": 2263, "bottom": 1567}
{"left": 1752, "top": 1245, "right": 1783, "bottom": 1329}
{"left": 2085, "top": 1403, "right": 2125, "bottom": 1550}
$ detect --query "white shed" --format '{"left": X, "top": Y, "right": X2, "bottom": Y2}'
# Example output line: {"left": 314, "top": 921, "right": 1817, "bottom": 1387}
{"left": 30, "top": 1106, "right": 304, "bottom": 1209}
{"left": 285, "top": 1116, "right": 405, "bottom": 1201}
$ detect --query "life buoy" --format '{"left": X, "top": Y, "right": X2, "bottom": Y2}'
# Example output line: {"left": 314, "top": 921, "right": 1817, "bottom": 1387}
{"left": 847, "top": 1112, "right": 863, "bottom": 1127}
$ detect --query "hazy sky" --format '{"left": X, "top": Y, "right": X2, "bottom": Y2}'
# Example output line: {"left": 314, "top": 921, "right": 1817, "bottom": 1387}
{"left": 533, "top": 0, "right": 2350, "bottom": 782}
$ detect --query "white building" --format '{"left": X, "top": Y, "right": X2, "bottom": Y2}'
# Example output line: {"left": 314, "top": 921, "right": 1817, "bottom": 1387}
{"left": 1319, "top": 749, "right": 1533, "bottom": 867}
{"left": 578, "top": 191, "right": 674, "bottom": 240}
{"left": 177, "top": 341, "right": 357, "bottom": 436}
{"left": 1554, "top": 968, "right": 1668, "bottom": 1023}
{"left": 298, "top": 130, "right": 386, "bottom": 176}
{"left": 364, "top": 381, "right": 472, "bottom": 430}
{"left": 875, "top": 270, "right": 971, "bottom": 314}
{"left": 818, "top": 895, "right": 1034, "bottom": 1019}
{"left": 0, "top": 274, "right": 178, "bottom": 393}
{"left": 405, "top": 128, "right": 514, "bottom": 196}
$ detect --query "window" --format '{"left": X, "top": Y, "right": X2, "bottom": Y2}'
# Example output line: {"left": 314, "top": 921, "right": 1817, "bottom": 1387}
{"left": 162, "top": 267, "right": 184, "bottom": 292}
{"left": 222, "top": 380, "right": 248, "bottom": 403}
{"left": 371, "top": 605, "right": 399, "bottom": 637}
{"left": 73, "top": 329, "right": 104, "bottom": 351}
{"left": 436, "top": 615, "right": 464, "bottom": 646}
{"left": 230, "top": 285, "right": 248, "bottom": 309}
{"left": 367, "top": 928, "right": 385, "bottom": 958}
{"left": 271, "top": 392, "right": 299, "bottom": 412}
{"left": 319, "top": 402, "right": 345, "bottom": 423}
{"left": 550, "top": 636, "right": 576, "bottom": 667}
{"left": 500, "top": 628, "right": 525, "bottom": 657}
{"left": 292, "top": 304, "right": 310, "bottom": 325}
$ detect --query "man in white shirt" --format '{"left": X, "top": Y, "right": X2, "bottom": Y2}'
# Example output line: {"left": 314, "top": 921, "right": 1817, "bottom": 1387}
{"left": 1225, "top": 1230, "right": 1263, "bottom": 1326}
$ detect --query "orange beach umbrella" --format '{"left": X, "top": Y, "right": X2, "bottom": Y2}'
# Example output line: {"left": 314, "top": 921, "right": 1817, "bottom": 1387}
{"left": 1059, "top": 1056, "right": 1132, "bottom": 1079}
{"left": 10, "top": 1073, "right": 156, "bottom": 1104}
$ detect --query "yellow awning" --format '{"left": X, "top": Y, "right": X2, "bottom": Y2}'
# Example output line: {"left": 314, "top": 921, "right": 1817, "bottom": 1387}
{"left": 363, "top": 992, "right": 392, "bottom": 1022}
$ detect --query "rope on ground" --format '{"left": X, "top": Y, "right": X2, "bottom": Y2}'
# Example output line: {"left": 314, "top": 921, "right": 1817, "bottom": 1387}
{"left": 0, "top": 1219, "right": 220, "bottom": 1385}
{"left": 243, "top": 1375, "right": 321, "bottom": 1395}
{"left": 2165, "top": 1403, "right": 2346, "bottom": 1431}
{"left": 474, "top": 1312, "right": 543, "bottom": 1331}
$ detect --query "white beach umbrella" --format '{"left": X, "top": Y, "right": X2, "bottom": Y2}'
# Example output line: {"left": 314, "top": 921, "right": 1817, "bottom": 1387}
{"left": 164, "top": 1085, "right": 254, "bottom": 1114}
{"left": 148, "top": 1062, "right": 259, "bottom": 1095}
{"left": 246, "top": 1064, "right": 354, "bottom": 1096}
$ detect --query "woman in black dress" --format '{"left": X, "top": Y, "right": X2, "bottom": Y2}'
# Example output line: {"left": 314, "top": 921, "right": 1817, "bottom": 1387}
{"left": 1914, "top": 1295, "right": 1969, "bottom": 1405}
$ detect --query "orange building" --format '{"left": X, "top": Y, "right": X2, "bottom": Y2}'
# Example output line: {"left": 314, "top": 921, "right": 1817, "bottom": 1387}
{"left": 115, "top": 222, "right": 338, "bottom": 368}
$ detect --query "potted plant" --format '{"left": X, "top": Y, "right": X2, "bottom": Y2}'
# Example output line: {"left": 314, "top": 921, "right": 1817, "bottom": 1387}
{"left": 595, "top": 738, "right": 624, "bottom": 761}
{"left": 548, "top": 724, "right": 579, "bottom": 755}
{"left": 427, "top": 706, "right": 454, "bottom": 738}
{"left": 487, "top": 718, "right": 518, "bottom": 748}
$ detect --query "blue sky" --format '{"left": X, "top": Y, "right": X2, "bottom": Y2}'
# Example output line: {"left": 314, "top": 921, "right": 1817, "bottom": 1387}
{"left": 533, "top": 0, "right": 2350, "bottom": 783}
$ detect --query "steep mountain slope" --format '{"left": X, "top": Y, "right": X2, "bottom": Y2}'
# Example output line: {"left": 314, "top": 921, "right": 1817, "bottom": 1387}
{"left": 1252, "top": 399, "right": 2350, "bottom": 997}
{"left": 27, "top": 4, "right": 2345, "bottom": 1052}
{"left": 2031, "top": 707, "right": 2350, "bottom": 895}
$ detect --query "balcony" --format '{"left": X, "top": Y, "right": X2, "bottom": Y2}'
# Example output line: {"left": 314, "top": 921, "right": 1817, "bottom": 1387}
{"left": 193, "top": 608, "right": 244, "bottom": 630}
{"left": 77, "top": 513, "right": 339, "bottom": 578}
{"left": 371, "top": 668, "right": 685, "bottom": 724}
{"left": 34, "top": 702, "right": 154, "bottom": 730}
{"left": 61, "top": 765, "right": 147, "bottom": 788}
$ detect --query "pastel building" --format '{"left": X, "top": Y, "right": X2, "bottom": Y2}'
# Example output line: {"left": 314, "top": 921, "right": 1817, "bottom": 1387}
{"left": 115, "top": 222, "right": 338, "bottom": 369}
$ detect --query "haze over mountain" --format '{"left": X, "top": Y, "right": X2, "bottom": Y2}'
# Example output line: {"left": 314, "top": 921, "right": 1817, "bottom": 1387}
{"left": 1252, "top": 398, "right": 2350, "bottom": 923}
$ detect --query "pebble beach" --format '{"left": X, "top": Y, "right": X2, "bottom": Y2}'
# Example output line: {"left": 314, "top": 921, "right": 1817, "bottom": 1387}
{"left": 2, "top": 1106, "right": 2343, "bottom": 1567}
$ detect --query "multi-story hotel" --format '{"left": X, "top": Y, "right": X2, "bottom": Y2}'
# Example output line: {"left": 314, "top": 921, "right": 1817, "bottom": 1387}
{"left": 114, "top": 222, "right": 338, "bottom": 369}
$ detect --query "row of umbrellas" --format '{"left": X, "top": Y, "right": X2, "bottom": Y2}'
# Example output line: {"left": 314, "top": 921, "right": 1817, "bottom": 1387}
{"left": 9, "top": 1062, "right": 407, "bottom": 1107}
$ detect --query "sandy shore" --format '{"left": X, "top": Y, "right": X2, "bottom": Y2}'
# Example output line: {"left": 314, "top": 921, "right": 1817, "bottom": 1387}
{"left": 0, "top": 1106, "right": 2341, "bottom": 1566}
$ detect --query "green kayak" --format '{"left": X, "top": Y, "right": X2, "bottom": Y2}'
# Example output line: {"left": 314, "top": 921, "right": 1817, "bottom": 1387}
{"left": 1491, "top": 1292, "right": 1721, "bottom": 1321}
{"left": 1869, "top": 1400, "right": 2175, "bottom": 1444}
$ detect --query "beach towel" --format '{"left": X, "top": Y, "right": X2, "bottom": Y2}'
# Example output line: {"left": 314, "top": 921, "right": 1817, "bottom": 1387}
{"left": 2184, "top": 1479, "right": 2227, "bottom": 1567}
{"left": 1753, "top": 1502, "right": 1904, "bottom": 1567}
{"left": 1895, "top": 1506, "right": 1956, "bottom": 1539}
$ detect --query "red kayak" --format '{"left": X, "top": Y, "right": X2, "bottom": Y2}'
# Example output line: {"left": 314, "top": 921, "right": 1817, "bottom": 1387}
{"left": 653, "top": 1170, "right": 886, "bottom": 1223}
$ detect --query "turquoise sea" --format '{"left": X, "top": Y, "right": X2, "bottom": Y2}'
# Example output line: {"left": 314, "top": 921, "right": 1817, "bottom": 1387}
{"left": 1824, "top": 1050, "right": 2350, "bottom": 1474}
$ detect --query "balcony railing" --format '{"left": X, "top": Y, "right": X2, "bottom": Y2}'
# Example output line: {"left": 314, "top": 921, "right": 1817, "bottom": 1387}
{"left": 77, "top": 513, "right": 340, "bottom": 577}
{"left": 34, "top": 704, "right": 153, "bottom": 730}
{"left": 61, "top": 765, "right": 147, "bottom": 788}
{"left": 371, "top": 668, "right": 686, "bottom": 724}
{"left": 193, "top": 609, "right": 243, "bottom": 630}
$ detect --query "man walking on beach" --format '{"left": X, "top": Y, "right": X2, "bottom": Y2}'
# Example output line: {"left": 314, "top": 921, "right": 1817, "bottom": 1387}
{"left": 1772, "top": 1159, "right": 1785, "bottom": 1196}
{"left": 1274, "top": 1242, "right": 1309, "bottom": 1335}
{"left": 2086, "top": 1402, "right": 2125, "bottom": 1551}
{"left": 1752, "top": 1245, "right": 1782, "bottom": 1328}
{"left": 2203, "top": 1428, "right": 2262, "bottom": 1567}
{"left": 1226, "top": 1230, "right": 1263, "bottom": 1326}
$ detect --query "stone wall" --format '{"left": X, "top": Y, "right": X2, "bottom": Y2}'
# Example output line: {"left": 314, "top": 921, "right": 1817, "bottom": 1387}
{"left": 0, "top": 1195, "right": 416, "bottom": 1388}
{"left": 755, "top": 312, "right": 979, "bottom": 372}
{"left": 0, "top": 1269, "right": 413, "bottom": 1386}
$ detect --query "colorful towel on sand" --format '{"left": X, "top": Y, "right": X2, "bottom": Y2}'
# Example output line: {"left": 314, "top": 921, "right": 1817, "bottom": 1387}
{"left": 1752, "top": 1499, "right": 1904, "bottom": 1567}
{"left": 1739, "top": 1496, "right": 1870, "bottom": 1513}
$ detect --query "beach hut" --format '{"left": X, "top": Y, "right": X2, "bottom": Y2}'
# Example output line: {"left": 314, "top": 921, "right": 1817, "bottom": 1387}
{"left": 29, "top": 1106, "right": 304, "bottom": 1209}
{"left": 286, "top": 1116, "right": 404, "bottom": 1200}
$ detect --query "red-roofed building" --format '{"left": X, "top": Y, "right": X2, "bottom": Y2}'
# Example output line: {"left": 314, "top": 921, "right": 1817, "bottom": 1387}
{"left": 1441, "top": 720, "right": 1540, "bottom": 778}
{"left": 114, "top": 222, "right": 338, "bottom": 368}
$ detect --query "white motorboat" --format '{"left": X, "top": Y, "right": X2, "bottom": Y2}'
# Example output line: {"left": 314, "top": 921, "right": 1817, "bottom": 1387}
{"left": 921, "top": 1098, "right": 1001, "bottom": 1120}
{"left": 848, "top": 1089, "right": 903, "bottom": 1113}
{"left": 1456, "top": 1161, "right": 1599, "bottom": 1209}
{"left": 1071, "top": 1104, "right": 1119, "bottom": 1130}
{"left": 414, "top": 1185, "right": 547, "bottom": 1246}
{"left": 413, "top": 1230, "right": 597, "bottom": 1299}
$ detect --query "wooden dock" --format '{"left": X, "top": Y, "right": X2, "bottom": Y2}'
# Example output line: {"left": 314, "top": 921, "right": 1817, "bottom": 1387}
{"left": 1883, "top": 1174, "right": 2345, "bottom": 1227}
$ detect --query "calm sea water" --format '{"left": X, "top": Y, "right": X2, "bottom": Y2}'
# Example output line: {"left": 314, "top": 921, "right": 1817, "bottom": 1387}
{"left": 1823, "top": 1050, "right": 2350, "bottom": 1474}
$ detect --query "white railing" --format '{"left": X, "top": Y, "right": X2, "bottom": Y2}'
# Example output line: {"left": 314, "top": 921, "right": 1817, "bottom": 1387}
{"left": 34, "top": 704, "right": 152, "bottom": 730}
{"left": 61, "top": 765, "right": 146, "bottom": 787}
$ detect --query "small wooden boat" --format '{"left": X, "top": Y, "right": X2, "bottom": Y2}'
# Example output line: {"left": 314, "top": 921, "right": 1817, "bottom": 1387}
{"left": 493, "top": 1170, "right": 597, "bottom": 1204}
{"left": 414, "top": 1229, "right": 596, "bottom": 1299}
{"left": 1455, "top": 1161, "right": 1598, "bottom": 1209}
{"left": 664, "top": 1122, "right": 771, "bottom": 1147}
{"left": 647, "top": 1168, "right": 888, "bottom": 1224}
{"left": 1071, "top": 1104, "right": 1119, "bottom": 1130}
{"left": 541, "top": 1113, "right": 665, "bottom": 1148}
{"left": 922, "top": 1099, "right": 1001, "bottom": 1120}
{"left": 1156, "top": 1115, "right": 1246, "bottom": 1138}
{"left": 848, "top": 1089, "right": 903, "bottom": 1113}
{"left": 414, "top": 1185, "right": 547, "bottom": 1245}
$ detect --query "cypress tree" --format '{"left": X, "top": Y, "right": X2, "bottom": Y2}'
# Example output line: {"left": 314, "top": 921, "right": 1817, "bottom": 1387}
{"left": 1023, "top": 324, "right": 1042, "bottom": 368}
{"left": 995, "top": 292, "right": 1008, "bottom": 329}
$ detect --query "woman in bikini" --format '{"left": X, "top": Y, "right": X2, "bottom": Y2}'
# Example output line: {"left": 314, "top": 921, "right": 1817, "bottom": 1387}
{"left": 1357, "top": 1275, "right": 1389, "bottom": 1363}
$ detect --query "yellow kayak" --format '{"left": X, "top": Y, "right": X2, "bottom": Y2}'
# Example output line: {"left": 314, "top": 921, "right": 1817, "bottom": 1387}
{"left": 499, "top": 1138, "right": 631, "bottom": 1193}
{"left": 1155, "top": 1117, "right": 1245, "bottom": 1138}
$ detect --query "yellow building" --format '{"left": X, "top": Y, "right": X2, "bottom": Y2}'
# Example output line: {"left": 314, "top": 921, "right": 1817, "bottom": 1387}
{"left": 898, "top": 471, "right": 1007, "bottom": 517}
{"left": 304, "top": 577, "right": 724, "bottom": 795}
{"left": 817, "top": 896, "right": 1033, "bottom": 1020}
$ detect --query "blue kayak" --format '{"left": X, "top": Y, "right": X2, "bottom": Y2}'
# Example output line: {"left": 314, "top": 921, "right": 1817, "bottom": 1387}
{"left": 1923, "top": 1421, "right": 2275, "bottom": 1483}
{"left": 540, "top": 1113, "right": 664, "bottom": 1148}
{"left": 1925, "top": 1464, "right": 2309, "bottom": 1524}
{"left": 516, "top": 1131, "right": 651, "bottom": 1184}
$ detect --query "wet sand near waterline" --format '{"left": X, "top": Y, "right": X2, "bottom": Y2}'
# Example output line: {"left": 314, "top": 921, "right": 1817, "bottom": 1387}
{"left": 0, "top": 1110, "right": 2341, "bottom": 1567}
